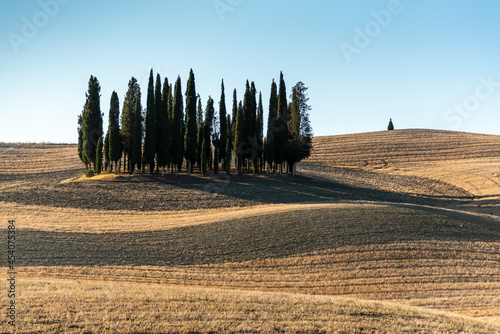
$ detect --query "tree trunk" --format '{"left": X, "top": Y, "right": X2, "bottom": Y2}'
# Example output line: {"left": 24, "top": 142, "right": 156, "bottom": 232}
{"left": 187, "top": 161, "right": 191, "bottom": 176}
{"left": 279, "top": 164, "right": 282, "bottom": 175}
{"left": 133, "top": 164, "right": 136, "bottom": 176}
{"left": 266, "top": 163, "right": 269, "bottom": 175}
{"left": 292, "top": 163, "right": 296, "bottom": 176}
{"left": 162, "top": 166, "right": 165, "bottom": 177}
{"left": 175, "top": 164, "right": 178, "bottom": 177}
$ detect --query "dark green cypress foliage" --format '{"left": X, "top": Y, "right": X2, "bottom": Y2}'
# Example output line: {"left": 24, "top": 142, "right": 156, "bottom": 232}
{"left": 104, "top": 130, "right": 110, "bottom": 172}
{"left": 250, "top": 82, "right": 258, "bottom": 172}
{"left": 144, "top": 69, "right": 156, "bottom": 173}
{"left": 121, "top": 77, "right": 140, "bottom": 172}
{"left": 242, "top": 81, "right": 252, "bottom": 163}
{"left": 196, "top": 98, "right": 203, "bottom": 168}
{"left": 81, "top": 75, "right": 103, "bottom": 170}
{"left": 184, "top": 69, "right": 198, "bottom": 175}
{"left": 219, "top": 80, "right": 227, "bottom": 165}
{"left": 154, "top": 73, "right": 163, "bottom": 171}
{"left": 256, "top": 92, "right": 264, "bottom": 172}
{"left": 265, "top": 80, "right": 278, "bottom": 172}
{"left": 156, "top": 78, "right": 171, "bottom": 174}
{"left": 388, "top": 118, "right": 394, "bottom": 130}
{"left": 131, "top": 90, "right": 143, "bottom": 173}
{"left": 204, "top": 97, "right": 215, "bottom": 171}
{"left": 231, "top": 89, "right": 237, "bottom": 145}
{"left": 275, "top": 72, "right": 288, "bottom": 172}
{"left": 77, "top": 113, "right": 87, "bottom": 167}
{"left": 108, "top": 91, "right": 122, "bottom": 171}
{"left": 200, "top": 136, "right": 207, "bottom": 176}
{"left": 171, "top": 76, "right": 184, "bottom": 174}
{"left": 167, "top": 84, "right": 173, "bottom": 171}
{"left": 214, "top": 143, "right": 219, "bottom": 175}
{"left": 225, "top": 136, "right": 231, "bottom": 174}
{"left": 95, "top": 136, "right": 103, "bottom": 174}
{"left": 234, "top": 101, "right": 245, "bottom": 174}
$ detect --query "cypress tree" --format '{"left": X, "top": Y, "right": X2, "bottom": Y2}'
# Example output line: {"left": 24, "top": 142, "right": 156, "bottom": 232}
{"left": 171, "top": 76, "right": 184, "bottom": 175}
{"left": 201, "top": 136, "right": 207, "bottom": 176}
{"left": 214, "top": 144, "right": 219, "bottom": 175}
{"left": 388, "top": 118, "right": 394, "bottom": 130}
{"left": 157, "top": 78, "right": 171, "bottom": 176}
{"left": 108, "top": 91, "right": 122, "bottom": 172}
{"left": 276, "top": 72, "right": 288, "bottom": 174}
{"left": 104, "top": 130, "right": 110, "bottom": 172}
{"left": 154, "top": 73, "right": 163, "bottom": 172}
{"left": 231, "top": 88, "right": 237, "bottom": 149}
{"left": 95, "top": 136, "right": 103, "bottom": 174}
{"left": 234, "top": 101, "right": 245, "bottom": 174}
{"left": 265, "top": 80, "right": 278, "bottom": 173}
{"left": 250, "top": 82, "right": 258, "bottom": 173}
{"left": 256, "top": 92, "right": 264, "bottom": 172}
{"left": 77, "top": 113, "right": 89, "bottom": 168}
{"left": 196, "top": 98, "right": 203, "bottom": 168}
{"left": 144, "top": 69, "right": 156, "bottom": 174}
{"left": 219, "top": 80, "right": 227, "bottom": 168}
{"left": 167, "top": 83, "right": 173, "bottom": 171}
{"left": 225, "top": 136, "right": 231, "bottom": 174}
{"left": 204, "top": 97, "right": 215, "bottom": 171}
{"left": 184, "top": 69, "right": 198, "bottom": 176}
{"left": 121, "top": 77, "right": 140, "bottom": 172}
{"left": 81, "top": 75, "right": 102, "bottom": 170}
{"left": 131, "top": 90, "right": 143, "bottom": 174}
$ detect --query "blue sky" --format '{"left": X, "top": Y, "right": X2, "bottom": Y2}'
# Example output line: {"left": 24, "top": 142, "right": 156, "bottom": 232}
{"left": 1, "top": 0, "right": 499, "bottom": 143}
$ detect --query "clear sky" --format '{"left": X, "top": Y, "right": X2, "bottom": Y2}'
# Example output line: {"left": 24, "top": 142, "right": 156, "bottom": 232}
{"left": 1, "top": 0, "right": 499, "bottom": 143}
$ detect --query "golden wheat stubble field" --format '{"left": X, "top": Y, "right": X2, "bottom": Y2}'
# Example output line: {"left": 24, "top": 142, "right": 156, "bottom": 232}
{"left": 1, "top": 131, "right": 500, "bottom": 333}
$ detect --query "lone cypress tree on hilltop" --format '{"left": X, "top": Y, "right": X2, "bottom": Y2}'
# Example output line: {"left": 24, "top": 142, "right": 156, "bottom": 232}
{"left": 388, "top": 118, "right": 394, "bottom": 131}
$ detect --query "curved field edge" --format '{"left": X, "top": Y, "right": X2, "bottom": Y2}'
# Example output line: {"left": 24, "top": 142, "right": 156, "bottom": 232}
{"left": 0, "top": 279, "right": 498, "bottom": 333}
{"left": 2, "top": 201, "right": 500, "bottom": 233}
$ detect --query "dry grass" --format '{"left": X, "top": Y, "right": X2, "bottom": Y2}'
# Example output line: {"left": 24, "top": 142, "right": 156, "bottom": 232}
{"left": 0, "top": 278, "right": 498, "bottom": 333}
{"left": 3, "top": 132, "right": 500, "bottom": 332}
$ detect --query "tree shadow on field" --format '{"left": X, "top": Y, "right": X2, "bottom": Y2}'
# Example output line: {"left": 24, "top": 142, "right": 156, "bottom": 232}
{"left": 8, "top": 205, "right": 500, "bottom": 267}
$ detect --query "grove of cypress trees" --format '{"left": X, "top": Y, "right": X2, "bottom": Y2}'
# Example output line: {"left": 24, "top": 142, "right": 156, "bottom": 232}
{"left": 144, "top": 69, "right": 156, "bottom": 174}
{"left": 171, "top": 76, "right": 184, "bottom": 175}
{"left": 157, "top": 78, "right": 171, "bottom": 176}
{"left": 219, "top": 80, "right": 227, "bottom": 169}
{"left": 108, "top": 91, "right": 122, "bottom": 173}
{"left": 184, "top": 69, "right": 198, "bottom": 176}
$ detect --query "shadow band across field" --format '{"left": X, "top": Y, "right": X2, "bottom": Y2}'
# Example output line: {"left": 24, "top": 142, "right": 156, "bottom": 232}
{"left": 11, "top": 206, "right": 500, "bottom": 267}
{"left": 0, "top": 174, "right": 473, "bottom": 212}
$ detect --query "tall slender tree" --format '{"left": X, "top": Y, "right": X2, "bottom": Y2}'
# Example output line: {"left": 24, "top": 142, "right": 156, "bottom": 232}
{"left": 154, "top": 73, "right": 163, "bottom": 171}
{"left": 130, "top": 90, "right": 143, "bottom": 174}
{"left": 104, "top": 130, "right": 110, "bottom": 172}
{"left": 157, "top": 78, "right": 171, "bottom": 176}
{"left": 171, "top": 76, "right": 184, "bottom": 175}
{"left": 219, "top": 80, "right": 227, "bottom": 169}
{"left": 265, "top": 80, "right": 278, "bottom": 173}
{"left": 144, "top": 69, "right": 156, "bottom": 174}
{"left": 184, "top": 69, "right": 198, "bottom": 176}
{"left": 81, "top": 75, "right": 102, "bottom": 170}
{"left": 275, "top": 72, "right": 288, "bottom": 174}
{"left": 256, "top": 92, "right": 264, "bottom": 172}
{"left": 203, "top": 96, "right": 215, "bottom": 170}
{"left": 108, "top": 91, "right": 122, "bottom": 173}
{"left": 234, "top": 101, "right": 245, "bottom": 174}
{"left": 95, "top": 136, "right": 103, "bottom": 174}
{"left": 121, "top": 77, "right": 140, "bottom": 172}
